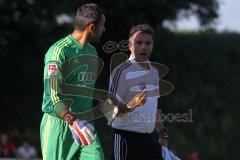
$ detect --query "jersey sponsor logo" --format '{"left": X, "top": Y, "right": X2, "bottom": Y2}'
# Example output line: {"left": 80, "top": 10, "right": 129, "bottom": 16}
{"left": 139, "top": 81, "right": 147, "bottom": 90}
{"left": 78, "top": 72, "right": 96, "bottom": 82}
{"left": 48, "top": 64, "right": 58, "bottom": 75}
{"left": 129, "top": 85, "right": 159, "bottom": 92}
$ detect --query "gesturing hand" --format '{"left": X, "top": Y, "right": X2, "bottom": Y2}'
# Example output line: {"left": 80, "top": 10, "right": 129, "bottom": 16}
{"left": 127, "top": 90, "right": 148, "bottom": 110}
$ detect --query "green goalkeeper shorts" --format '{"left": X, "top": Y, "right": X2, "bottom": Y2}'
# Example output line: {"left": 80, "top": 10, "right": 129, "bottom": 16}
{"left": 40, "top": 113, "right": 105, "bottom": 160}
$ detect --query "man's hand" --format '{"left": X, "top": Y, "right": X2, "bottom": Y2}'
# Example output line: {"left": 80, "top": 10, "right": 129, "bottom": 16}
{"left": 108, "top": 90, "right": 148, "bottom": 114}
{"left": 59, "top": 108, "right": 95, "bottom": 146}
{"left": 158, "top": 127, "right": 168, "bottom": 147}
{"left": 127, "top": 90, "right": 148, "bottom": 110}
{"left": 69, "top": 120, "right": 95, "bottom": 146}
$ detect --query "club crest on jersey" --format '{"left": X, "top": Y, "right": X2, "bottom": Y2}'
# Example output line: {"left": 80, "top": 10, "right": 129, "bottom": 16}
{"left": 48, "top": 64, "right": 58, "bottom": 75}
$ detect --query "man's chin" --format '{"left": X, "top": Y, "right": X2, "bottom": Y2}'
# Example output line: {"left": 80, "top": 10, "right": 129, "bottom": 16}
{"left": 140, "top": 55, "right": 149, "bottom": 62}
{"left": 135, "top": 58, "right": 148, "bottom": 62}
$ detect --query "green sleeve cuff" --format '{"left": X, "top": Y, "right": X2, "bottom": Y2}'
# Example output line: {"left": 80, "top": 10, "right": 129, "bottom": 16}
{"left": 54, "top": 101, "right": 68, "bottom": 115}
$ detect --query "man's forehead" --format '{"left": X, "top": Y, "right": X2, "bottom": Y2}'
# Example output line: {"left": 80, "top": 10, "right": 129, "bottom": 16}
{"left": 131, "top": 31, "right": 153, "bottom": 41}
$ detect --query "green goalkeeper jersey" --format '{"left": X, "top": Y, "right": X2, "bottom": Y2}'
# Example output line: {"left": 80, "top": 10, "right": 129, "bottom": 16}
{"left": 41, "top": 34, "right": 99, "bottom": 117}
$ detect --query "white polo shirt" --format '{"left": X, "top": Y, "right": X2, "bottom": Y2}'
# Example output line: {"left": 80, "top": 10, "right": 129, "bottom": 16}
{"left": 109, "top": 57, "right": 160, "bottom": 133}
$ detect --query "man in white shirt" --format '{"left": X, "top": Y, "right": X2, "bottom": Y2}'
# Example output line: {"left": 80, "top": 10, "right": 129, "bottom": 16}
{"left": 109, "top": 24, "right": 163, "bottom": 160}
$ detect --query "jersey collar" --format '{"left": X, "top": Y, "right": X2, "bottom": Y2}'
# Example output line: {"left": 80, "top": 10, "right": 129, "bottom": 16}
{"left": 68, "top": 34, "right": 84, "bottom": 49}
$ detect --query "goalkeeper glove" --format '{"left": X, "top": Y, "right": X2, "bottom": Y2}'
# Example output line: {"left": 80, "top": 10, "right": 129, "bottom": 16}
{"left": 61, "top": 109, "right": 95, "bottom": 146}
{"left": 69, "top": 120, "right": 95, "bottom": 146}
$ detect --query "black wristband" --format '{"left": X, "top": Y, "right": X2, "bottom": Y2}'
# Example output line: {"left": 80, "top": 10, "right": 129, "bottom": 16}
{"left": 63, "top": 112, "right": 75, "bottom": 125}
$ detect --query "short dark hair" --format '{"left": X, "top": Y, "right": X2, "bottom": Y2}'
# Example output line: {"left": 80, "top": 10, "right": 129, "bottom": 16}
{"left": 75, "top": 3, "right": 104, "bottom": 30}
{"left": 129, "top": 24, "right": 154, "bottom": 40}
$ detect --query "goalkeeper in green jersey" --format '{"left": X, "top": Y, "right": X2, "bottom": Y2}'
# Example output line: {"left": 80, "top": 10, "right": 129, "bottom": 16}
{"left": 40, "top": 3, "right": 105, "bottom": 160}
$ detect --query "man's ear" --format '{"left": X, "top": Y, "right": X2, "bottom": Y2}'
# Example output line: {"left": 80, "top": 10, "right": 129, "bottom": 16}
{"left": 88, "top": 23, "right": 96, "bottom": 33}
{"left": 128, "top": 40, "right": 133, "bottom": 51}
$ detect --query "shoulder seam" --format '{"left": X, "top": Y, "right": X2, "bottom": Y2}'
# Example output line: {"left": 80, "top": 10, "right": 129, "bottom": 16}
{"left": 51, "top": 37, "right": 71, "bottom": 61}
{"left": 110, "top": 60, "right": 132, "bottom": 99}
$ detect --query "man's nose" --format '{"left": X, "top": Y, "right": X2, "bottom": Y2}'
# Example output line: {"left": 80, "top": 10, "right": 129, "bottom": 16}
{"left": 141, "top": 43, "right": 147, "bottom": 50}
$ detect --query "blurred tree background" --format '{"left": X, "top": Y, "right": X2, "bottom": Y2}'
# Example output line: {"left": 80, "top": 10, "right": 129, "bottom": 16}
{"left": 0, "top": 0, "right": 239, "bottom": 159}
